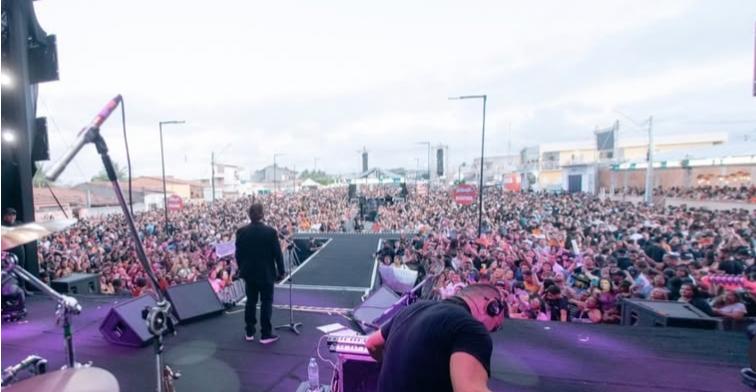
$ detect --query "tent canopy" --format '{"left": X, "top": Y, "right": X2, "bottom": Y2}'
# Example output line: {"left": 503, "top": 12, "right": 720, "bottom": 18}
{"left": 300, "top": 178, "right": 322, "bottom": 188}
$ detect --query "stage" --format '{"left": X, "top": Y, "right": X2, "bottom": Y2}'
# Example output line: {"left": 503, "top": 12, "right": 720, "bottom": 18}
{"left": 1, "top": 294, "right": 749, "bottom": 392}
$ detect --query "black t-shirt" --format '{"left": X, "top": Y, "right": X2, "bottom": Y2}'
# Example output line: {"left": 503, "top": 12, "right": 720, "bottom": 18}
{"left": 378, "top": 299, "right": 493, "bottom": 392}
{"left": 687, "top": 297, "right": 714, "bottom": 316}
{"left": 545, "top": 297, "right": 570, "bottom": 321}
{"left": 644, "top": 244, "right": 666, "bottom": 263}
{"left": 719, "top": 259, "right": 745, "bottom": 275}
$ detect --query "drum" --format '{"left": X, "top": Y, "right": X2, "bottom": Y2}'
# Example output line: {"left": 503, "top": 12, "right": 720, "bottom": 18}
{"left": 4, "top": 367, "right": 119, "bottom": 392}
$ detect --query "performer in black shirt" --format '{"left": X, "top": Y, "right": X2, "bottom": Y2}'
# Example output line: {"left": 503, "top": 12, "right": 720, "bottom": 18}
{"left": 235, "top": 203, "right": 285, "bottom": 344}
{"left": 365, "top": 284, "right": 506, "bottom": 392}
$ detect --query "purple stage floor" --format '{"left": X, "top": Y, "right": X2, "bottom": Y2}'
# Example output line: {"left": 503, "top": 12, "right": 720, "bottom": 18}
{"left": 1, "top": 294, "right": 750, "bottom": 392}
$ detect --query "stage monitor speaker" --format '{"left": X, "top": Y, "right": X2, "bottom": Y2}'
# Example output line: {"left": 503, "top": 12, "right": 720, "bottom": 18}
{"left": 338, "top": 354, "right": 380, "bottom": 392}
{"left": 51, "top": 273, "right": 100, "bottom": 295}
{"left": 352, "top": 286, "right": 401, "bottom": 331}
{"left": 348, "top": 184, "right": 357, "bottom": 199}
{"left": 620, "top": 298, "right": 721, "bottom": 330}
{"left": 32, "top": 117, "right": 50, "bottom": 162}
{"left": 99, "top": 294, "right": 156, "bottom": 347}
{"left": 166, "top": 280, "right": 224, "bottom": 323}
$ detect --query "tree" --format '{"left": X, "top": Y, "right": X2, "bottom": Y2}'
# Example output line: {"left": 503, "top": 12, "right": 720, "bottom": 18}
{"left": 299, "top": 169, "right": 334, "bottom": 185}
{"left": 32, "top": 163, "right": 52, "bottom": 187}
{"left": 91, "top": 161, "right": 127, "bottom": 182}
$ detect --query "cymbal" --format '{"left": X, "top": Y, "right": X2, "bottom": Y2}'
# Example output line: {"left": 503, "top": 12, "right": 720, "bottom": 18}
{"left": 1, "top": 219, "right": 77, "bottom": 251}
{"left": 4, "top": 367, "right": 119, "bottom": 392}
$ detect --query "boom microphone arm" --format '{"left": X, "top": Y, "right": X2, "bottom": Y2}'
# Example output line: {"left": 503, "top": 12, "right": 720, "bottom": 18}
{"left": 46, "top": 95, "right": 122, "bottom": 182}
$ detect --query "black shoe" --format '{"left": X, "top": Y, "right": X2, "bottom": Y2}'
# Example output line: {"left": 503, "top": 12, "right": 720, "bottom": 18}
{"left": 259, "top": 334, "right": 279, "bottom": 344}
{"left": 245, "top": 334, "right": 255, "bottom": 342}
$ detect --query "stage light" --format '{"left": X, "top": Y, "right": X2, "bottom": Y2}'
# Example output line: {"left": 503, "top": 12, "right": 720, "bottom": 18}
{"left": 2, "top": 130, "right": 16, "bottom": 143}
{"left": 1, "top": 73, "right": 12, "bottom": 87}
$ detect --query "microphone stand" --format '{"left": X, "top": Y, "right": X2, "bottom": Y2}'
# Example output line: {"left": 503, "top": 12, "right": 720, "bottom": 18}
{"left": 275, "top": 239, "right": 302, "bottom": 335}
{"left": 88, "top": 127, "right": 177, "bottom": 392}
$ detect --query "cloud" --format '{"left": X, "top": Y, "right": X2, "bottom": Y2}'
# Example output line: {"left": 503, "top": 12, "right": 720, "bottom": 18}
{"left": 30, "top": 0, "right": 756, "bottom": 184}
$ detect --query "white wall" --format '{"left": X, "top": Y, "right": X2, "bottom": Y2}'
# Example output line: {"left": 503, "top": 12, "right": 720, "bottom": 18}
{"left": 562, "top": 166, "right": 597, "bottom": 194}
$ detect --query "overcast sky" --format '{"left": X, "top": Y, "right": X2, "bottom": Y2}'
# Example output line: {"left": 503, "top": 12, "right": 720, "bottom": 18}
{"left": 32, "top": 0, "right": 756, "bottom": 184}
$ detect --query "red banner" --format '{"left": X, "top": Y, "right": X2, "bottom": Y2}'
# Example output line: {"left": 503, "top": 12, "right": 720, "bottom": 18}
{"left": 453, "top": 184, "right": 476, "bottom": 205}
{"left": 167, "top": 194, "right": 184, "bottom": 211}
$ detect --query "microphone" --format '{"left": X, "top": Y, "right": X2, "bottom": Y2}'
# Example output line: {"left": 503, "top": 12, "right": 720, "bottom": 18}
{"left": 46, "top": 95, "right": 122, "bottom": 182}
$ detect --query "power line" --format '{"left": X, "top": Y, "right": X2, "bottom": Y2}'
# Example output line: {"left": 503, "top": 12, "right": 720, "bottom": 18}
{"left": 40, "top": 98, "right": 88, "bottom": 182}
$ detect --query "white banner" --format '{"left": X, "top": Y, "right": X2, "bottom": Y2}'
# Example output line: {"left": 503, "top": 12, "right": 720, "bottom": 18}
{"left": 215, "top": 241, "right": 236, "bottom": 258}
{"left": 379, "top": 265, "right": 418, "bottom": 294}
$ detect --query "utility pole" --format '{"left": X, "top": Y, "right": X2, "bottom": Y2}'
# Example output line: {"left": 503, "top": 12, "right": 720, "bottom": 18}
{"left": 644, "top": 116, "right": 654, "bottom": 204}
{"left": 211, "top": 152, "right": 215, "bottom": 202}
{"left": 427, "top": 144, "right": 431, "bottom": 193}
{"left": 274, "top": 156, "right": 277, "bottom": 194}
{"left": 417, "top": 142, "right": 431, "bottom": 203}
{"left": 273, "top": 153, "right": 284, "bottom": 196}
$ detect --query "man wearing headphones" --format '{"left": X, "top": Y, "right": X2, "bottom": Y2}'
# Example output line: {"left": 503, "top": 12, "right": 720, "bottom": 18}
{"left": 366, "top": 283, "right": 506, "bottom": 392}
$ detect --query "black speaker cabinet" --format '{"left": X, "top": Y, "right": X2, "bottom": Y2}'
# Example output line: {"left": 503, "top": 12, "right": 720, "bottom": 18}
{"left": 28, "top": 35, "right": 60, "bottom": 84}
{"left": 51, "top": 273, "right": 100, "bottom": 295}
{"left": 166, "top": 280, "right": 224, "bottom": 323}
{"left": 32, "top": 117, "right": 50, "bottom": 162}
{"left": 99, "top": 294, "right": 157, "bottom": 347}
{"left": 620, "top": 298, "right": 721, "bottom": 330}
{"left": 337, "top": 353, "right": 380, "bottom": 392}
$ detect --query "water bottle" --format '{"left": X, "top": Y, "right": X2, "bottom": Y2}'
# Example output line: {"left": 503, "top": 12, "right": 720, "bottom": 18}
{"left": 307, "top": 357, "right": 320, "bottom": 391}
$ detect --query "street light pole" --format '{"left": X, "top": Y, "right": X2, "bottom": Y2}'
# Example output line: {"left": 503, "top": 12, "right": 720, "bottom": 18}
{"left": 645, "top": 116, "right": 654, "bottom": 204}
{"left": 449, "top": 94, "right": 487, "bottom": 238}
{"left": 158, "top": 120, "right": 185, "bottom": 231}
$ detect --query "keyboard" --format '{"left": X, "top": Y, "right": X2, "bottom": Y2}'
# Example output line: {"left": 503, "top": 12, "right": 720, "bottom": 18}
{"left": 326, "top": 335, "right": 369, "bottom": 355}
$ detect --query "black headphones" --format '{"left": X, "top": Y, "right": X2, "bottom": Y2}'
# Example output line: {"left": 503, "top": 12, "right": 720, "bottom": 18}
{"left": 485, "top": 296, "right": 505, "bottom": 317}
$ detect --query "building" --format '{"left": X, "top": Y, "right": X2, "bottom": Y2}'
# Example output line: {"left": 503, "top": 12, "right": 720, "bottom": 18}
{"left": 207, "top": 162, "right": 246, "bottom": 200}
{"left": 251, "top": 164, "right": 298, "bottom": 184}
{"left": 125, "top": 176, "right": 204, "bottom": 200}
{"left": 467, "top": 154, "right": 521, "bottom": 185}
{"left": 349, "top": 168, "right": 405, "bottom": 185}
{"left": 75, "top": 181, "right": 150, "bottom": 205}
{"left": 519, "top": 131, "right": 728, "bottom": 193}
{"left": 601, "top": 140, "right": 756, "bottom": 192}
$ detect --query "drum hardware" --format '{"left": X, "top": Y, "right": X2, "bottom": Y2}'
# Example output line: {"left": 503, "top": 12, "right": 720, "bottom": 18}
{"left": 1, "top": 355, "right": 48, "bottom": 386}
{"left": 3, "top": 252, "right": 84, "bottom": 369}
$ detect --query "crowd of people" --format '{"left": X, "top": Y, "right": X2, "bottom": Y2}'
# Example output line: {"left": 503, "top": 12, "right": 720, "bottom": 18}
{"left": 35, "top": 189, "right": 354, "bottom": 296}
{"left": 374, "top": 186, "right": 755, "bottom": 325}
{"left": 30, "top": 181, "right": 756, "bottom": 327}
{"left": 617, "top": 185, "right": 756, "bottom": 201}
